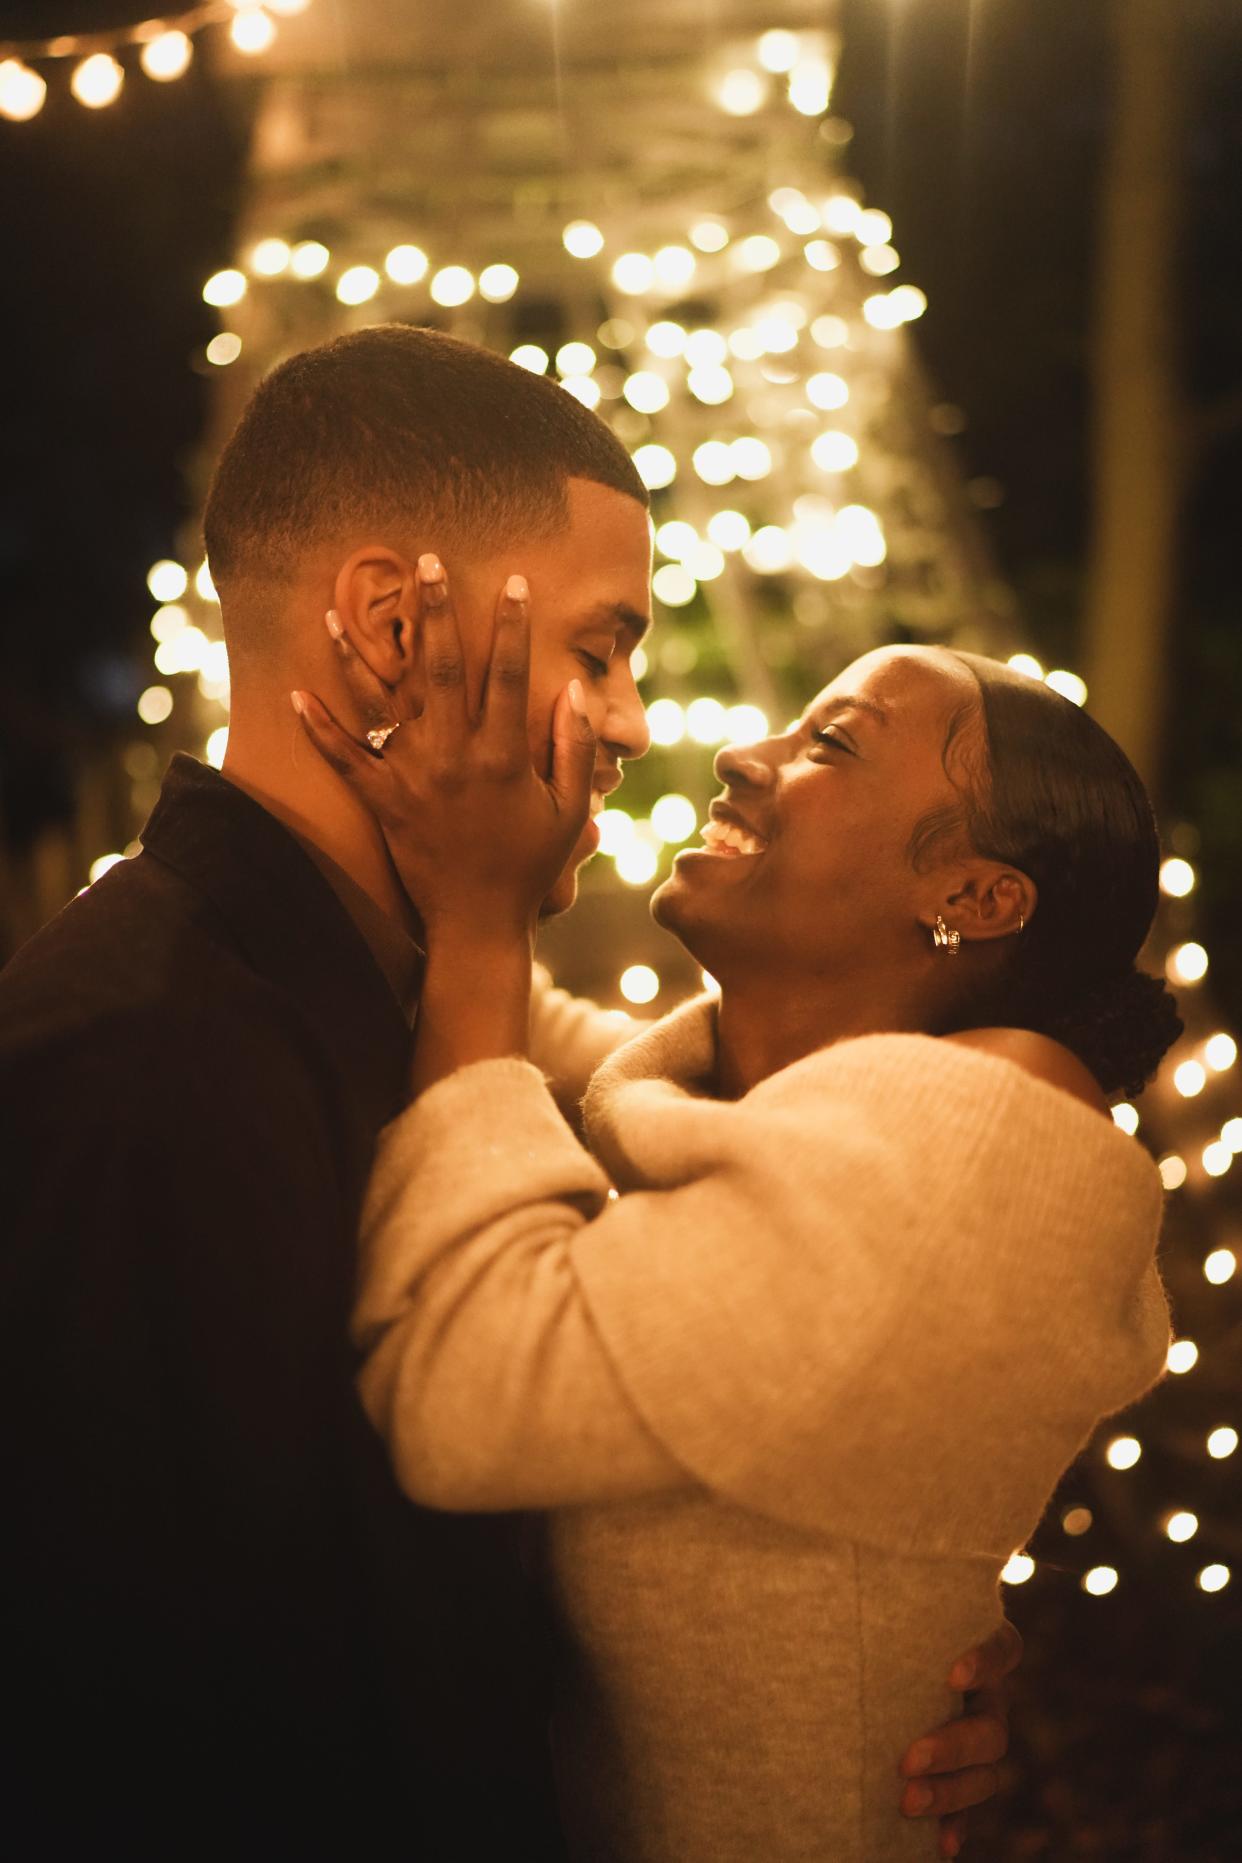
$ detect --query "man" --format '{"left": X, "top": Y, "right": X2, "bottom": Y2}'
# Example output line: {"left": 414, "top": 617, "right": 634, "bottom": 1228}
{"left": 0, "top": 327, "right": 1011, "bottom": 1857}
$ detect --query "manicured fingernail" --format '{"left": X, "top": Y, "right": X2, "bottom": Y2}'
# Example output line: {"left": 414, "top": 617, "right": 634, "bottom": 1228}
{"left": 904, "top": 1783, "right": 933, "bottom": 1815}
{"left": 324, "top": 609, "right": 343, "bottom": 639}
{"left": 949, "top": 1660, "right": 975, "bottom": 1690}
{"left": 568, "top": 677, "right": 587, "bottom": 714}
{"left": 290, "top": 691, "right": 306, "bottom": 715}
{"left": 905, "top": 1742, "right": 933, "bottom": 1777}
{"left": 418, "top": 553, "right": 445, "bottom": 582}
{"left": 505, "top": 573, "right": 529, "bottom": 602}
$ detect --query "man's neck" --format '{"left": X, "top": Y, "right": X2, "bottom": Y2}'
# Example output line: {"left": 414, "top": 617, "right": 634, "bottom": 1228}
{"left": 222, "top": 715, "right": 420, "bottom": 940}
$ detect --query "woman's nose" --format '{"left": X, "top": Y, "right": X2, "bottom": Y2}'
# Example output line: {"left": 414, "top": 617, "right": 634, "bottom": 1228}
{"left": 714, "top": 738, "right": 777, "bottom": 789}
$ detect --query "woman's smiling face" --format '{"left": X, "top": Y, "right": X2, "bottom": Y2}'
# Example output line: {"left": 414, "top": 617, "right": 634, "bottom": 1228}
{"left": 653, "top": 645, "right": 989, "bottom": 979}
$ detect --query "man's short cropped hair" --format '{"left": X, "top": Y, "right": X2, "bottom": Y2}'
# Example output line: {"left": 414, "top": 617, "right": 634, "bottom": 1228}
{"left": 202, "top": 324, "right": 649, "bottom": 593}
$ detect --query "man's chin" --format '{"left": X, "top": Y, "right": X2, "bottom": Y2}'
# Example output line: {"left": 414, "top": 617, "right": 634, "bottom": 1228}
{"left": 539, "top": 866, "right": 581, "bottom": 919}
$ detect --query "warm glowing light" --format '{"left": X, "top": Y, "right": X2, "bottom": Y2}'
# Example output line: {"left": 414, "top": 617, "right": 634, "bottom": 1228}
{"left": 690, "top": 220, "right": 730, "bottom": 253}
{"left": 633, "top": 444, "right": 677, "bottom": 490}
{"left": 806, "top": 373, "right": 848, "bottom": 412}
{"left": 692, "top": 441, "right": 735, "bottom": 486}
{"left": 1007, "top": 653, "right": 1044, "bottom": 679}
{"left": 230, "top": 8, "right": 277, "bottom": 56}
{"left": 195, "top": 561, "right": 218, "bottom": 602}
{"left": 430, "top": 266, "right": 474, "bottom": 307}
{"left": 620, "top": 964, "right": 661, "bottom": 1006}
{"left": 811, "top": 313, "right": 849, "bottom": 349}
{"left": 510, "top": 344, "right": 549, "bottom": 375}
{"left": 687, "top": 698, "right": 730, "bottom": 746}
{"left": 757, "top": 29, "right": 800, "bottom": 73}
{"left": 1000, "top": 1552, "right": 1035, "bottom": 1586}
{"left": 804, "top": 239, "right": 841, "bottom": 273}
{"left": 290, "top": 240, "right": 330, "bottom": 278}
{"left": 686, "top": 541, "right": 726, "bottom": 582}
{"left": 856, "top": 209, "right": 893, "bottom": 246}
{"left": 150, "top": 604, "right": 189, "bottom": 643}
{"left": 863, "top": 293, "right": 905, "bottom": 331}
{"left": 653, "top": 564, "right": 697, "bottom": 608}
{"left": 612, "top": 252, "right": 655, "bottom": 295}
{"left": 206, "top": 332, "right": 242, "bottom": 367}
{"left": 615, "top": 841, "right": 660, "bottom": 886}
{"left": 646, "top": 699, "right": 686, "bottom": 747}
{"left": 1105, "top": 1436, "right": 1141, "bottom": 1471}
{"left": 1207, "top": 1426, "right": 1238, "bottom": 1459}
{"left": 647, "top": 321, "right": 687, "bottom": 359}
{"left": 246, "top": 237, "right": 288, "bottom": 277}
{"left": 631, "top": 646, "right": 648, "bottom": 682}
{"left": 335, "top": 263, "right": 380, "bottom": 306}
{"left": 1167, "top": 1339, "right": 1199, "bottom": 1375}
{"left": 725, "top": 705, "right": 769, "bottom": 745}
{"left": 684, "top": 329, "right": 728, "bottom": 369}
{"left": 734, "top": 234, "right": 782, "bottom": 273}
{"left": 138, "top": 686, "right": 174, "bottom": 726}
{"left": 1197, "top": 1564, "right": 1231, "bottom": 1594}
{"left": 731, "top": 437, "right": 773, "bottom": 480}
{"left": 0, "top": 59, "right": 47, "bottom": 121}
{"left": 688, "top": 366, "right": 734, "bottom": 406}
{"left": 1173, "top": 1060, "right": 1207, "bottom": 1098}
{"left": 203, "top": 269, "right": 247, "bottom": 308}
{"left": 1061, "top": 1506, "right": 1093, "bottom": 1536}
{"left": 563, "top": 220, "right": 605, "bottom": 259}
{"left": 72, "top": 53, "right": 124, "bottom": 108}
{"left": 860, "top": 243, "right": 900, "bottom": 277}
{"left": 561, "top": 375, "right": 601, "bottom": 409}
{"left": 1164, "top": 1510, "right": 1198, "bottom": 1542}
{"left": 554, "top": 342, "right": 595, "bottom": 377}
{"left": 810, "top": 433, "right": 859, "bottom": 477}
{"left": 1157, "top": 1154, "right": 1187, "bottom": 1190}
{"left": 789, "top": 58, "right": 832, "bottom": 116}
{"left": 650, "top": 795, "right": 697, "bottom": 845}
{"left": 1222, "top": 1117, "right": 1242, "bottom": 1153}
{"left": 753, "top": 314, "right": 799, "bottom": 354}
{"left": 479, "top": 263, "right": 519, "bottom": 303}
{"left": 769, "top": 188, "right": 820, "bottom": 235}
{"left": 822, "top": 195, "right": 862, "bottom": 236}
{"left": 1204, "top": 1249, "right": 1237, "bottom": 1285}
{"left": 89, "top": 854, "right": 125, "bottom": 884}
{"left": 595, "top": 812, "right": 633, "bottom": 860}
{"left": 1203, "top": 1141, "right": 1233, "bottom": 1179}
{"left": 384, "top": 244, "right": 428, "bottom": 285}
{"left": 653, "top": 244, "right": 696, "bottom": 291}
{"left": 836, "top": 504, "right": 886, "bottom": 566}
{"left": 147, "top": 560, "right": 188, "bottom": 603}
{"left": 888, "top": 285, "right": 928, "bottom": 322}
{"left": 1159, "top": 856, "right": 1196, "bottom": 897}
{"left": 708, "top": 510, "right": 751, "bottom": 552}
{"left": 1082, "top": 1566, "right": 1118, "bottom": 1597}
{"left": 1205, "top": 1034, "right": 1237, "bottom": 1072}
{"left": 624, "top": 371, "right": 671, "bottom": 414}
{"left": 140, "top": 30, "right": 194, "bottom": 82}
{"left": 1168, "top": 942, "right": 1208, "bottom": 985}
{"left": 717, "top": 69, "right": 766, "bottom": 116}
{"left": 1045, "top": 669, "right": 1088, "bottom": 707}
{"left": 655, "top": 521, "right": 698, "bottom": 562}
{"left": 205, "top": 726, "right": 229, "bottom": 769}
{"left": 1111, "top": 1102, "right": 1140, "bottom": 1135}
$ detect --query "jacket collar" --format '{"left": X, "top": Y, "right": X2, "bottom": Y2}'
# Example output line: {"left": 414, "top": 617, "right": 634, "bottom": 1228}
{"left": 141, "top": 754, "right": 412, "bottom": 1133}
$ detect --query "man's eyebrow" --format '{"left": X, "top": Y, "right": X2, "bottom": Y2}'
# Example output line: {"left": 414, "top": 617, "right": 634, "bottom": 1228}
{"left": 581, "top": 601, "right": 653, "bottom": 644}
{"left": 810, "top": 696, "right": 889, "bottom": 726}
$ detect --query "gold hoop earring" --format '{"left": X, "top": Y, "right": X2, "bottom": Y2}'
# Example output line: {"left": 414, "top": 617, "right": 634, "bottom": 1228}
{"left": 932, "top": 914, "right": 962, "bottom": 955}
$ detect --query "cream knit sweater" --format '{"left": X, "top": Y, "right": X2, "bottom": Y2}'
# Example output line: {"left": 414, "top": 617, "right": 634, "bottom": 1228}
{"left": 356, "top": 995, "right": 1170, "bottom": 1861}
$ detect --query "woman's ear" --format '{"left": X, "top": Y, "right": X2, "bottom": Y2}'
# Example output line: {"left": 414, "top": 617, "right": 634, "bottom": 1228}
{"left": 944, "top": 864, "right": 1038, "bottom": 944}
{"left": 330, "top": 545, "right": 419, "bottom": 688}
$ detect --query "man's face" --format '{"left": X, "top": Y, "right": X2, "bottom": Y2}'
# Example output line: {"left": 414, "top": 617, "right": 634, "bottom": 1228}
{"left": 454, "top": 478, "right": 654, "bottom": 915}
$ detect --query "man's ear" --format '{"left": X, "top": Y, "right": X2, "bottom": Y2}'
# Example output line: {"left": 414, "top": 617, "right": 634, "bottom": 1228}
{"left": 941, "top": 863, "right": 1038, "bottom": 944}
{"left": 330, "top": 545, "right": 419, "bottom": 689}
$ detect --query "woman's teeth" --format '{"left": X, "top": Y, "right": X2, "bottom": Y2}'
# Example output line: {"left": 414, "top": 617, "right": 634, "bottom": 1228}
{"left": 699, "top": 818, "right": 765, "bottom": 858}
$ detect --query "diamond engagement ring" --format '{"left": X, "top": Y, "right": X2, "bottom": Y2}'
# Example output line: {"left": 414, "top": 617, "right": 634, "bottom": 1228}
{"left": 366, "top": 721, "right": 402, "bottom": 753}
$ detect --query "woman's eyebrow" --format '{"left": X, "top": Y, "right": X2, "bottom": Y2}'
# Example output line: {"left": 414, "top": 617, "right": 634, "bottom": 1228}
{"left": 812, "top": 696, "right": 889, "bottom": 726}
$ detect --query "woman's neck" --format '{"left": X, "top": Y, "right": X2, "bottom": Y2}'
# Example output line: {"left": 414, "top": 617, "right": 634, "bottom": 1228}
{"left": 714, "top": 973, "right": 935, "bottom": 1099}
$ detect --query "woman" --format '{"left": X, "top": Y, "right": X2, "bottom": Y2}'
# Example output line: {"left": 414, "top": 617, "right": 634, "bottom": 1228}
{"left": 294, "top": 582, "right": 1177, "bottom": 1861}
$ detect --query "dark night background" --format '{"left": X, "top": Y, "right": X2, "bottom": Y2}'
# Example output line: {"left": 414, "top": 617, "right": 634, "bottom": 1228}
{"left": 2, "top": 2, "right": 1241, "bottom": 1852}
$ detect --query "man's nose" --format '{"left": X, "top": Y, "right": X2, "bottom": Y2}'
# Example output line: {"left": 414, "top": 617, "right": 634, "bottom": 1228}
{"left": 604, "top": 680, "right": 652, "bottom": 762}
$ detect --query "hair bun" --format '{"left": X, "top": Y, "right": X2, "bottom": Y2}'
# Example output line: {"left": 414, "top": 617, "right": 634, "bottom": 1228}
{"left": 1035, "top": 967, "right": 1184, "bottom": 1100}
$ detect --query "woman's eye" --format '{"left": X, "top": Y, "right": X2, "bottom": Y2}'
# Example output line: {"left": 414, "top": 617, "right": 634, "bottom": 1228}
{"left": 576, "top": 650, "right": 611, "bottom": 680}
{"left": 812, "top": 726, "right": 855, "bottom": 755}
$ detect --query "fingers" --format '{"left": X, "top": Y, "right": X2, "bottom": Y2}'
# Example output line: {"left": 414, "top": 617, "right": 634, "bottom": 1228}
{"left": 482, "top": 574, "right": 532, "bottom": 745}
{"left": 418, "top": 553, "right": 469, "bottom": 755}
{"left": 323, "top": 610, "right": 402, "bottom": 738}
{"left": 938, "top": 1812, "right": 966, "bottom": 1858}
{"left": 948, "top": 1618, "right": 1023, "bottom": 1693}
{"left": 899, "top": 1705, "right": 1007, "bottom": 1783}
{"left": 550, "top": 678, "right": 597, "bottom": 816}
{"left": 291, "top": 690, "right": 389, "bottom": 812}
{"left": 900, "top": 1764, "right": 1000, "bottom": 1822}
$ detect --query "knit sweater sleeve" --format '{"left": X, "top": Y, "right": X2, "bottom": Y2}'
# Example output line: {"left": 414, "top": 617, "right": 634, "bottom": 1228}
{"left": 354, "top": 1033, "right": 1169, "bottom": 1547}
{"left": 526, "top": 963, "right": 646, "bottom": 1120}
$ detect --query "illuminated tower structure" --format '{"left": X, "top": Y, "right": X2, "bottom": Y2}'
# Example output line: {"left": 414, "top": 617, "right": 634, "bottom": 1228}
{"left": 167, "top": 0, "right": 1015, "bottom": 999}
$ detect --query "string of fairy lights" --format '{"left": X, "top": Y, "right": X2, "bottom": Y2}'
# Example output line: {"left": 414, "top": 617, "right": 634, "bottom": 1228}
{"left": 71, "top": 19, "right": 1237, "bottom": 1604}
{"left": 0, "top": 1, "right": 309, "bottom": 121}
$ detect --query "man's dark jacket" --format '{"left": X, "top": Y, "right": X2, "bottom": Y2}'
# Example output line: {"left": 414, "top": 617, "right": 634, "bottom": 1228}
{"left": 0, "top": 755, "right": 562, "bottom": 1859}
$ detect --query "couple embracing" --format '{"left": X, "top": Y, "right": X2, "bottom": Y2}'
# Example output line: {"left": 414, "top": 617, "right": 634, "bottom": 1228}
{"left": 0, "top": 325, "right": 1175, "bottom": 1860}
